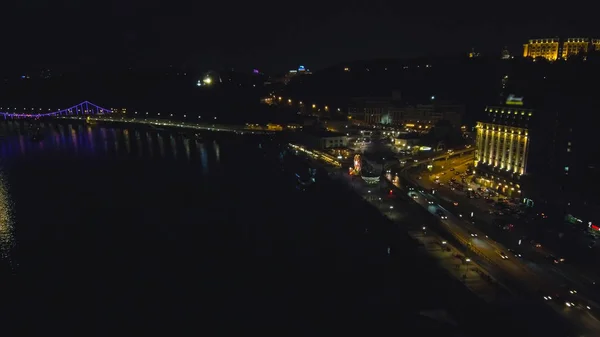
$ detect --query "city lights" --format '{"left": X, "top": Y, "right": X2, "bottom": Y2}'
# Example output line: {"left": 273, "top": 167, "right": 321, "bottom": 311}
{"left": 0, "top": 101, "right": 110, "bottom": 119}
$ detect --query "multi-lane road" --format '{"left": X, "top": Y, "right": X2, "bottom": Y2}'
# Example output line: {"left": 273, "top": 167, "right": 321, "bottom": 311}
{"left": 411, "top": 158, "right": 600, "bottom": 300}
{"left": 395, "top": 157, "right": 600, "bottom": 335}
{"left": 290, "top": 142, "right": 600, "bottom": 335}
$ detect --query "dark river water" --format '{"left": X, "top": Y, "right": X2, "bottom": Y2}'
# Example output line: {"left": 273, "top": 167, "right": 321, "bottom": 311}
{"left": 0, "top": 121, "right": 414, "bottom": 335}
{"left": 0, "top": 121, "right": 316, "bottom": 334}
{"left": 0, "top": 121, "right": 572, "bottom": 337}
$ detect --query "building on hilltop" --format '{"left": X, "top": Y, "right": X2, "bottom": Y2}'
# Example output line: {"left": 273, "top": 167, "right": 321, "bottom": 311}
{"left": 523, "top": 37, "right": 600, "bottom": 61}
{"left": 283, "top": 65, "right": 312, "bottom": 84}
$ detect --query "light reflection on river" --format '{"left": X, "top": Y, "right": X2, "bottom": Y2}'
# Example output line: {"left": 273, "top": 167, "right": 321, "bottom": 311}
{"left": 0, "top": 121, "right": 227, "bottom": 272}
{"left": 0, "top": 170, "right": 14, "bottom": 271}
{"left": 0, "top": 121, "right": 220, "bottom": 162}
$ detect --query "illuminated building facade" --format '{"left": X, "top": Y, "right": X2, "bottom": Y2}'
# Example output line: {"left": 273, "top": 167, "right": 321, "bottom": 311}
{"left": 486, "top": 89, "right": 536, "bottom": 192}
{"left": 523, "top": 37, "right": 600, "bottom": 61}
{"left": 474, "top": 104, "right": 533, "bottom": 196}
{"left": 475, "top": 92, "right": 597, "bottom": 221}
{"left": 523, "top": 38, "right": 560, "bottom": 61}
{"left": 481, "top": 66, "right": 600, "bottom": 223}
{"left": 561, "top": 38, "right": 590, "bottom": 58}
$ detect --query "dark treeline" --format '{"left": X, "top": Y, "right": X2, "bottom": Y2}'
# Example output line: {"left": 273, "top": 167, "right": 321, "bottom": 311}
{"left": 0, "top": 68, "right": 274, "bottom": 124}
{"left": 2, "top": 53, "right": 600, "bottom": 125}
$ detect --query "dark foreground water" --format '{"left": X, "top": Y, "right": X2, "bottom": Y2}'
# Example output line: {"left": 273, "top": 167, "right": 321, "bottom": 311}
{"left": 0, "top": 121, "right": 573, "bottom": 337}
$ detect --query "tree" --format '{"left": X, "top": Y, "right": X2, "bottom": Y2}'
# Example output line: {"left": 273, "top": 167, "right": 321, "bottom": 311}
{"left": 422, "top": 120, "right": 466, "bottom": 149}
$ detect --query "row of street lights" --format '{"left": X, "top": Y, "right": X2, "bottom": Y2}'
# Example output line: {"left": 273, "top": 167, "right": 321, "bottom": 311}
{"left": 272, "top": 95, "right": 342, "bottom": 113}
{"left": 121, "top": 111, "right": 219, "bottom": 120}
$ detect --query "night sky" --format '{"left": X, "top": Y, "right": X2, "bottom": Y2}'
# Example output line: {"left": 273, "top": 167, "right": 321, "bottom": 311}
{"left": 4, "top": 1, "right": 600, "bottom": 73}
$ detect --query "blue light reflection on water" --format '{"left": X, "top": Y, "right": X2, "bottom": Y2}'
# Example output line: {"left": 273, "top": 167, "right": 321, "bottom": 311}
{"left": 0, "top": 121, "right": 234, "bottom": 273}
{"left": 0, "top": 122, "right": 217, "bottom": 162}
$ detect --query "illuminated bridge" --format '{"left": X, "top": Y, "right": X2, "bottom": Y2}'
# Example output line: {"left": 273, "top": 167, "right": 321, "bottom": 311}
{"left": 0, "top": 101, "right": 110, "bottom": 119}
{"left": 0, "top": 101, "right": 275, "bottom": 134}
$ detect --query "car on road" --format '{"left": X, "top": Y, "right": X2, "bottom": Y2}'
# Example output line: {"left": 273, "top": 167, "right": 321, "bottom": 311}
{"left": 508, "top": 249, "right": 522, "bottom": 258}
{"left": 411, "top": 194, "right": 418, "bottom": 199}
{"left": 469, "top": 231, "right": 478, "bottom": 237}
{"left": 427, "top": 199, "right": 434, "bottom": 205}
{"left": 547, "top": 255, "right": 565, "bottom": 264}
{"left": 435, "top": 210, "right": 448, "bottom": 219}
{"left": 499, "top": 251, "right": 509, "bottom": 260}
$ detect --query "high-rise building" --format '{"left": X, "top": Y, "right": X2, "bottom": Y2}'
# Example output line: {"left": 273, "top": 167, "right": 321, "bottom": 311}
{"left": 474, "top": 99, "right": 533, "bottom": 198}
{"left": 475, "top": 89, "right": 600, "bottom": 223}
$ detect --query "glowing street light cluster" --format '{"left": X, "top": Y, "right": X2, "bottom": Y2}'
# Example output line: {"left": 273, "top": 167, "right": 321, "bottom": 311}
{"left": 265, "top": 93, "right": 341, "bottom": 113}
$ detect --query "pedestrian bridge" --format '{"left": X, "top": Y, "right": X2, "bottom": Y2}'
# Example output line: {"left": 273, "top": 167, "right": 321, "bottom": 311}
{"left": 0, "top": 101, "right": 110, "bottom": 119}
{"left": 0, "top": 101, "right": 275, "bottom": 134}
